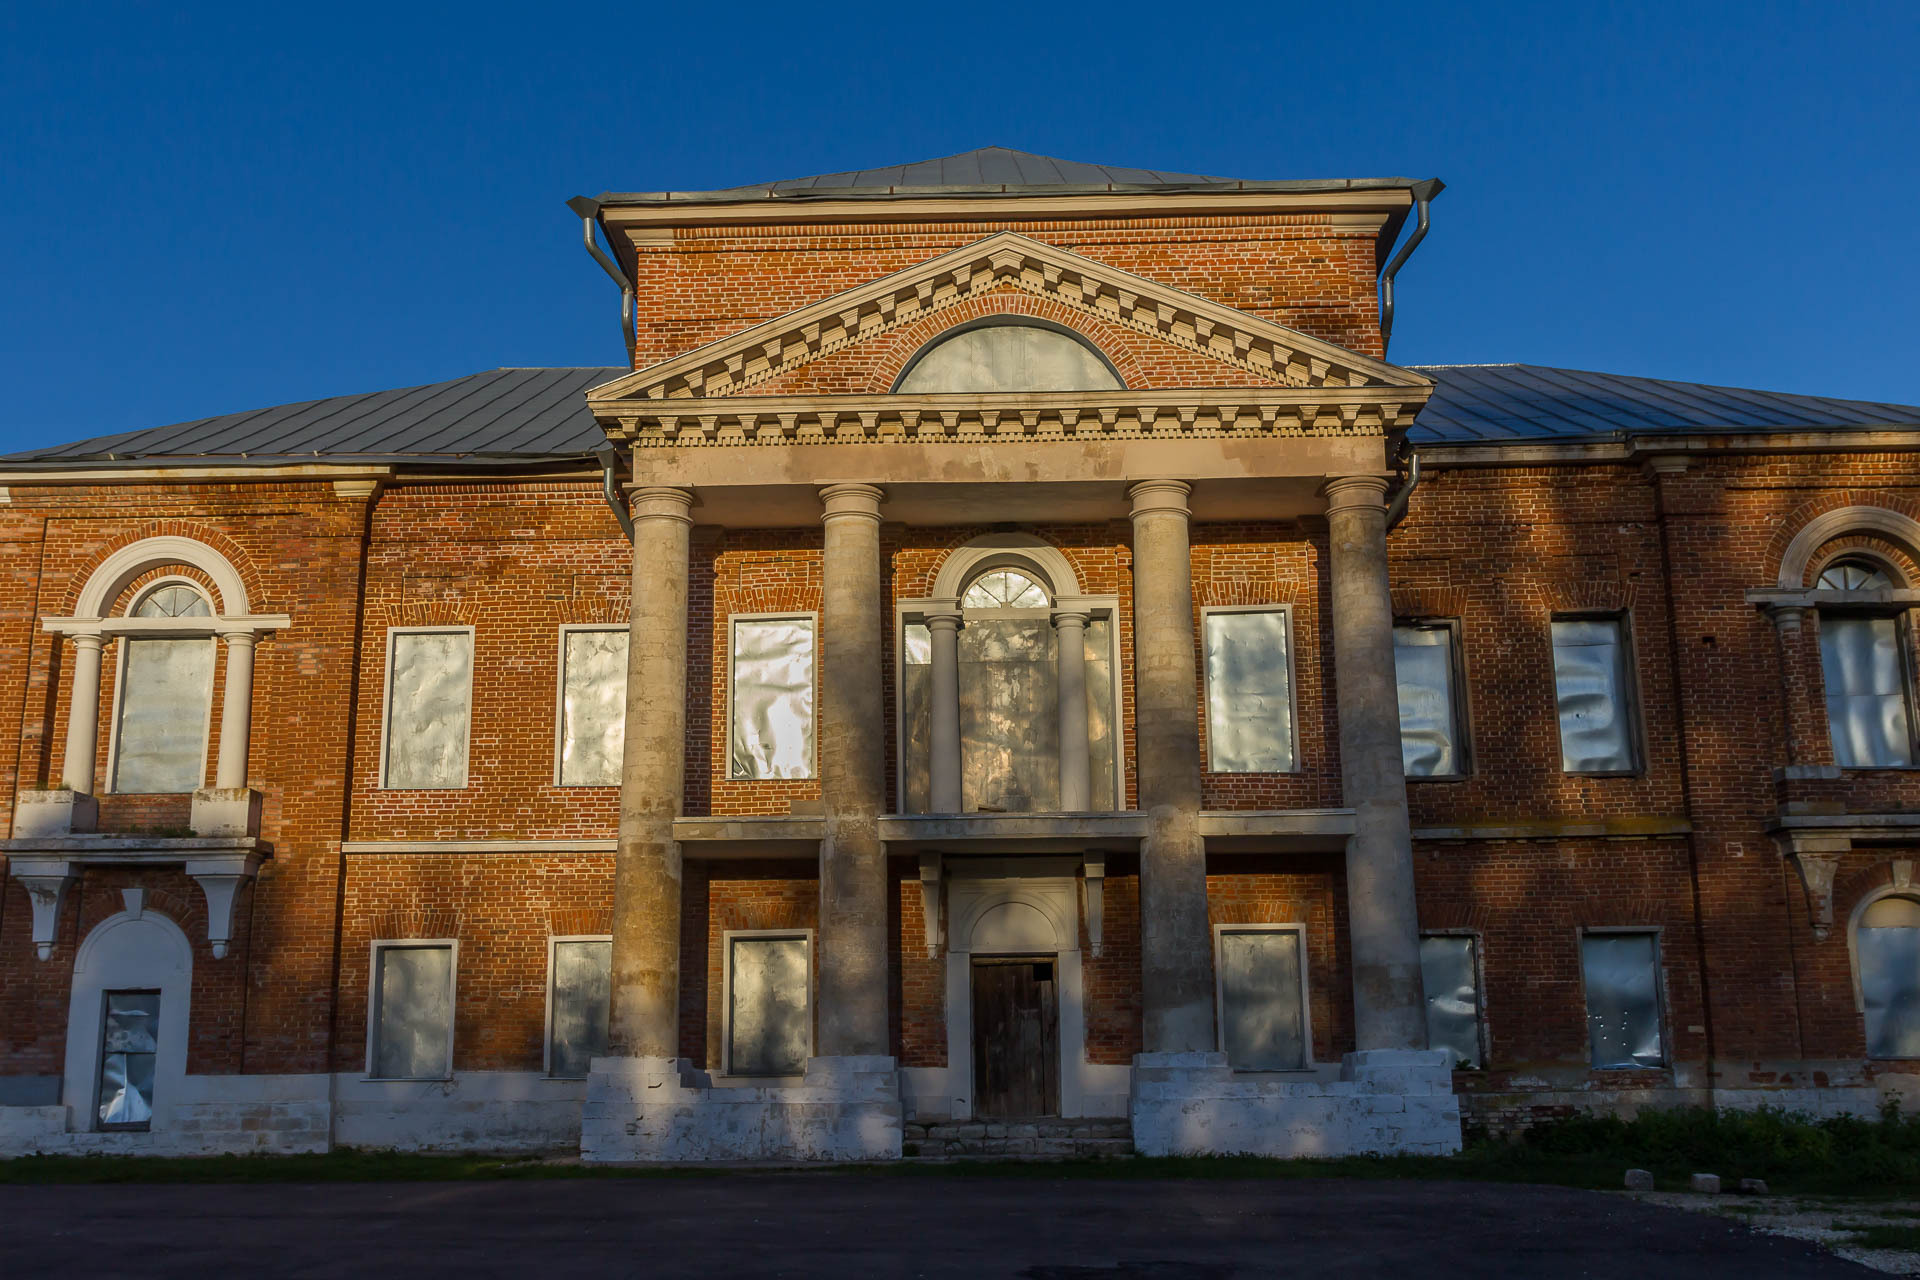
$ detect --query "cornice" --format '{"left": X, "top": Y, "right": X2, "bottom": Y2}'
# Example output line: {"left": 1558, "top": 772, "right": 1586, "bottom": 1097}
{"left": 588, "top": 232, "right": 1426, "bottom": 407}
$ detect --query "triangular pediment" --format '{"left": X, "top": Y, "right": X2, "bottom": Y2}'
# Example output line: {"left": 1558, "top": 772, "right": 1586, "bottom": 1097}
{"left": 589, "top": 232, "right": 1428, "bottom": 405}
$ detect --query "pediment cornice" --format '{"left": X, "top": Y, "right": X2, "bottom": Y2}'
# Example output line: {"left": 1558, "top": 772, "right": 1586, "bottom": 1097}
{"left": 588, "top": 231, "right": 1428, "bottom": 408}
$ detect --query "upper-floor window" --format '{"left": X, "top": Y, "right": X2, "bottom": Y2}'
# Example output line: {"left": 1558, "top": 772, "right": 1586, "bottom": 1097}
{"left": 729, "top": 615, "right": 816, "bottom": 780}
{"left": 894, "top": 321, "right": 1122, "bottom": 394}
{"left": 1202, "top": 607, "right": 1297, "bottom": 774}
{"left": 1550, "top": 616, "right": 1642, "bottom": 774}
{"left": 557, "top": 627, "right": 627, "bottom": 787}
{"left": 1816, "top": 558, "right": 1916, "bottom": 768}
{"left": 109, "top": 582, "right": 216, "bottom": 794}
{"left": 1395, "top": 620, "right": 1469, "bottom": 778}
{"left": 382, "top": 628, "right": 474, "bottom": 789}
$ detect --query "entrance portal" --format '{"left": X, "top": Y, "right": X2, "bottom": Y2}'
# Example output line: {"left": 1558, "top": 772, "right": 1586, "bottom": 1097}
{"left": 971, "top": 957, "right": 1059, "bottom": 1118}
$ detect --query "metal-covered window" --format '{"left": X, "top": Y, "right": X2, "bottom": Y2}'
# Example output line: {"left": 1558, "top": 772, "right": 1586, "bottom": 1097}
{"left": 1420, "top": 934, "right": 1482, "bottom": 1068}
{"left": 724, "top": 931, "right": 812, "bottom": 1077}
{"left": 1550, "top": 617, "right": 1641, "bottom": 774}
{"left": 728, "top": 616, "right": 815, "bottom": 780}
{"left": 97, "top": 990, "right": 160, "bottom": 1130}
{"left": 1203, "top": 608, "right": 1296, "bottom": 774}
{"left": 369, "top": 942, "right": 455, "bottom": 1080}
{"left": 1858, "top": 896, "right": 1920, "bottom": 1058}
{"left": 546, "top": 937, "right": 611, "bottom": 1078}
{"left": 382, "top": 629, "right": 474, "bottom": 789}
{"left": 1816, "top": 565, "right": 1916, "bottom": 769}
{"left": 1581, "top": 931, "right": 1665, "bottom": 1069}
{"left": 557, "top": 628, "right": 628, "bottom": 786}
{"left": 1215, "top": 925, "right": 1309, "bottom": 1071}
{"left": 1395, "top": 622, "right": 1468, "bottom": 777}
{"left": 109, "top": 636, "right": 215, "bottom": 793}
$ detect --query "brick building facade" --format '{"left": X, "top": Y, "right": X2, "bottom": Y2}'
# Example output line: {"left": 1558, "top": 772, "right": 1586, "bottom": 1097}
{"left": 2, "top": 150, "right": 1917, "bottom": 1158}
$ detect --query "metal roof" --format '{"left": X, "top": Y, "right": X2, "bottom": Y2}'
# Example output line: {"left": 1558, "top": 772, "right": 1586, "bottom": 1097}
{"left": 592, "top": 147, "right": 1426, "bottom": 206}
{"left": 6, "top": 364, "right": 1916, "bottom": 469}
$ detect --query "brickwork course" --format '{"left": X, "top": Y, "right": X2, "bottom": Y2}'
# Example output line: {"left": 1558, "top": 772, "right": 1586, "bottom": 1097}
{"left": 3, "top": 150, "right": 1918, "bottom": 1151}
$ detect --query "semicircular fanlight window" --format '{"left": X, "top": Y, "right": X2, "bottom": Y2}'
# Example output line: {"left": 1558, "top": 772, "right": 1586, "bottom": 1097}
{"left": 133, "top": 584, "right": 212, "bottom": 618}
{"left": 962, "top": 569, "right": 1050, "bottom": 609}
{"left": 897, "top": 323, "right": 1121, "bottom": 394}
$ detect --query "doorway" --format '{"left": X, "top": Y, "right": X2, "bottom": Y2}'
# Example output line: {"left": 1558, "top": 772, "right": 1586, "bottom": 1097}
{"left": 970, "top": 957, "right": 1059, "bottom": 1118}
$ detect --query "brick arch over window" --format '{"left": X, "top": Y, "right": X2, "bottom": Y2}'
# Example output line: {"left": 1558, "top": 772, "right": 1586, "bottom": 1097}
{"left": 865, "top": 294, "right": 1151, "bottom": 393}
{"left": 1773, "top": 500, "right": 1920, "bottom": 589}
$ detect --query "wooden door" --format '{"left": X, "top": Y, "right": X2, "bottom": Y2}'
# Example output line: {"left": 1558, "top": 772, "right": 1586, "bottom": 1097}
{"left": 971, "top": 957, "right": 1059, "bottom": 1118}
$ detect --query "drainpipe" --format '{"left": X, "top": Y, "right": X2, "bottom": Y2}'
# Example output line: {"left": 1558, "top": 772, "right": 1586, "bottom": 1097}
{"left": 566, "top": 196, "right": 636, "bottom": 364}
{"left": 1385, "top": 444, "right": 1421, "bottom": 532}
{"left": 1378, "top": 178, "right": 1444, "bottom": 351}
{"left": 596, "top": 447, "right": 634, "bottom": 544}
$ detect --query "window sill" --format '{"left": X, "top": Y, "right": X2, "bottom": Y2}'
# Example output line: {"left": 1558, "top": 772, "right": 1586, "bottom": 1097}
{"left": 362, "top": 1075, "right": 455, "bottom": 1084}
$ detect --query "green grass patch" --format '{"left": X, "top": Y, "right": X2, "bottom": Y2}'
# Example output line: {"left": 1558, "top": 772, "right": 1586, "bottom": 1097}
{"left": 1839, "top": 1223, "right": 1920, "bottom": 1251}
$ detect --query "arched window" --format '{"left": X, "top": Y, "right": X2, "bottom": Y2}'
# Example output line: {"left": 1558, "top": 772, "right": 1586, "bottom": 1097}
{"left": 895, "top": 321, "right": 1122, "bottom": 394}
{"left": 962, "top": 569, "right": 1050, "bottom": 610}
{"left": 1818, "top": 559, "right": 1895, "bottom": 591}
{"left": 1858, "top": 896, "right": 1920, "bottom": 1057}
{"left": 1816, "top": 556, "right": 1917, "bottom": 768}
{"left": 131, "top": 583, "right": 212, "bottom": 618}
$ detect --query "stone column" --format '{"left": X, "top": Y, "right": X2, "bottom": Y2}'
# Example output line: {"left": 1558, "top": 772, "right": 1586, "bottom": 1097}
{"left": 816, "top": 483, "right": 890, "bottom": 1059}
{"left": 60, "top": 634, "right": 105, "bottom": 795}
{"left": 1323, "top": 474, "right": 1427, "bottom": 1051}
{"left": 1054, "top": 607, "right": 1092, "bottom": 811}
{"left": 608, "top": 485, "right": 694, "bottom": 1058}
{"left": 213, "top": 632, "right": 257, "bottom": 790}
{"left": 926, "top": 603, "right": 963, "bottom": 814}
{"left": 1128, "top": 480, "right": 1214, "bottom": 1053}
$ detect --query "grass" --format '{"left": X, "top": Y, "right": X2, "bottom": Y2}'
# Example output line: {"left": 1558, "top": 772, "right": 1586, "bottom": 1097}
{"left": 4, "top": 1106, "right": 1919, "bottom": 1194}
{"left": 1838, "top": 1224, "right": 1920, "bottom": 1251}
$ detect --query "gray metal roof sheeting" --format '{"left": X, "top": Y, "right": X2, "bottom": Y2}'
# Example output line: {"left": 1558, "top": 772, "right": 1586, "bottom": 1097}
{"left": 593, "top": 147, "right": 1424, "bottom": 205}
{"left": 7, "top": 363, "right": 1916, "bottom": 469}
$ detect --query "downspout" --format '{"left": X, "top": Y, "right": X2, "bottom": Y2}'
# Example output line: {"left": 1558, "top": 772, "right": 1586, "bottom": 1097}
{"left": 596, "top": 446, "right": 634, "bottom": 544}
{"left": 1378, "top": 178, "right": 1445, "bottom": 351}
{"left": 566, "top": 196, "right": 636, "bottom": 364}
{"left": 1385, "top": 444, "right": 1421, "bottom": 532}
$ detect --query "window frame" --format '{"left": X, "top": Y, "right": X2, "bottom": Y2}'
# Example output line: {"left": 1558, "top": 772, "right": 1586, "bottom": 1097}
{"left": 1576, "top": 926, "right": 1668, "bottom": 1070}
{"left": 1199, "top": 604, "right": 1302, "bottom": 776}
{"left": 720, "top": 928, "right": 815, "bottom": 1078}
{"left": 1548, "top": 611, "right": 1647, "bottom": 777}
{"left": 1393, "top": 617, "right": 1474, "bottom": 781}
{"left": 1211, "top": 922, "right": 1314, "bottom": 1073}
{"left": 1848, "top": 888, "right": 1920, "bottom": 1059}
{"left": 1811, "top": 557, "right": 1920, "bottom": 770}
{"left": 552, "top": 624, "right": 629, "bottom": 788}
{"left": 1418, "top": 930, "right": 1487, "bottom": 1069}
{"left": 544, "top": 933, "right": 613, "bottom": 1079}
{"left": 94, "top": 987, "right": 163, "bottom": 1133}
{"left": 378, "top": 625, "right": 477, "bottom": 791}
{"left": 726, "top": 611, "right": 819, "bottom": 781}
{"left": 365, "top": 939, "right": 459, "bottom": 1081}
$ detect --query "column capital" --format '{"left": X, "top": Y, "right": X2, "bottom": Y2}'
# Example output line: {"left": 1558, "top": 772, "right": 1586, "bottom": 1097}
{"left": 924, "top": 600, "right": 963, "bottom": 631}
{"left": 1051, "top": 609, "right": 1091, "bottom": 631}
{"left": 217, "top": 629, "right": 259, "bottom": 650}
{"left": 819, "top": 483, "right": 885, "bottom": 524}
{"left": 68, "top": 631, "right": 105, "bottom": 654}
{"left": 627, "top": 486, "right": 694, "bottom": 525}
{"left": 1127, "top": 479, "right": 1192, "bottom": 520}
{"left": 1320, "top": 474, "right": 1392, "bottom": 513}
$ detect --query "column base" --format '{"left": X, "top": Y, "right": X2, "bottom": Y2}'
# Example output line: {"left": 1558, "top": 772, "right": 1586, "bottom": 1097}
{"left": 1129, "top": 1049, "right": 1461, "bottom": 1158}
{"left": 580, "top": 1055, "right": 902, "bottom": 1163}
{"left": 12, "top": 789, "right": 96, "bottom": 837}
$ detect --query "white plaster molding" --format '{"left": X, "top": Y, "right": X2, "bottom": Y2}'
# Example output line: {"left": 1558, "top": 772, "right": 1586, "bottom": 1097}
{"left": 62, "top": 900, "right": 193, "bottom": 1135}
{"left": 1083, "top": 852, "right": 1106, "bottom": 958}
{"left": 9, "top": 861, "right": 76, "bottom": 960}
{"left": 3, "top": 843, "right": 262, "bottom": 960}
{"left": 917, "top": 852, "right": 943, "bottom": 958}
{"left": 1777, "top": 505, "right": 1920, "bottom": 589}
{"left": 1845, "top": 875, "right": 1920, "bottom": 1013}
{"left": 72, "top": 535, "right": 252, "bottom": 619}
{"left": 929, "top": 531, "right": 1083, "bottom": 600}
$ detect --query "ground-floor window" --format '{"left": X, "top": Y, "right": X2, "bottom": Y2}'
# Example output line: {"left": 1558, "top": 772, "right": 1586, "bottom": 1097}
{"left": 546, "top": 937, "right": 612, "bottom": 1078}
{"left": 369, "top": 941, "right": 456, "bottom": 1079}
{"left": 1858, "top": 896, "right": 1920, "bottom": 1058}
{"left": 1419, "top": 934, "right": 1482, "bottom": 1068}
{"left": 1580, "top": 931, "right": 1665, "bottom": 1068}
{"left": 1214, "top": 925, "right": 1309, "bottom": 1071}
{"left": 724, "top": 931, "right": 811, "bottom": 1076}
{"left": 97, "top": 990, "right": 160, "bottom": 1130}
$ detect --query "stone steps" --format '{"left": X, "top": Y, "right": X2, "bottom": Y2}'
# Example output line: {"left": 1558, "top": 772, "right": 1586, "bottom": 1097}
{"left": 904, "top": 1118, "right": 1134, "bottom": 1160}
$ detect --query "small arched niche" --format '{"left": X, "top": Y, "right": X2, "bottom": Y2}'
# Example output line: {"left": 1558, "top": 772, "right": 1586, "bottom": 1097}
{"left": 894, "top": 320, "right": 1123, "bottom": 394}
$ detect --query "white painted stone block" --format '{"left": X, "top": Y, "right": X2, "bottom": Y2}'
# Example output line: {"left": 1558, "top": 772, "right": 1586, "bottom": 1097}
{"left": 11, "top": 789, "right": 96, "bottom": 837}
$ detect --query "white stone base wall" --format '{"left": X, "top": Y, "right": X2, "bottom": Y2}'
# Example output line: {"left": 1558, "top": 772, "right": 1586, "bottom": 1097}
{"left": 1130, "top": 1049, "right": 1463, "bottom": 1158}
{"left": 0, "top": 1073, "right": 331, "bottom": 1156}
{"left": 581, "top": 1055, "right": 903, "bottom": 1162}
{"left": 332, "top": 1072, "right": 586, "bottom": 1152}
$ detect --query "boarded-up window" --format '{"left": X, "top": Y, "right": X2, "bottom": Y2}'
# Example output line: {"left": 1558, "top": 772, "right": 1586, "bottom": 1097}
{"left": 371, "top": 944, "right": 454, "bottom": 1079}
{"left": 1821, "top": 615, "right": 1916, "bottom": 768}
{"left": 960, "top": 617, "right": 1059, "bottom": 811}
{"left": 1859, "top": 897, "right": 1920, "bottom": 1058}
{"left": 1551, "top": 618, "right": 1639, "bottom": 773}
{"left": 97, "top": 991, "right": 160, "bottom": 1130}
{"left": 1395, "top": 623, "right": 1465, "bottom": 777}
{"left": 384, "top": 631, "right": 473, "bottom": 789}
{"left": 547, "top": 938, "right": 611, "bottom": 1077}
{"left": 559, "top": 630, "right": 627, "bottom": 786}
{"left": 1217, "top": 928, "right": 1307, "bottom": 1071}
{"left": 1420, "top": 935, "right": 1481, "bottom": 1068}
{"left": 1204, "top": 610, "right": 1295, "bottom": 773}
{"left": 111, "top": 638, "right": 214, "bottom": 793}
{"left": 1582, "top": 932, "right": 1664, "bottom": 1069}
{"left": 726, "top": 933, "right": 810, "bottom": 1076}
{"left": 729, "top": 617, "right": 815, "bottom": 779}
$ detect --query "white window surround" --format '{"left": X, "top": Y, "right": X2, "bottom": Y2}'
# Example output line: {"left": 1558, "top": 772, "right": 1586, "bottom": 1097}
{"left": 1848, "top": 878, "right": 1920, "bottom": 1053}
{"left": 1577, "top": 926, "right": 1668, "bottom": 1070}
{"left": 720, "top": 928, "right": 815, "bottom": 1078}
{"left": 378, "top": 626, "right": 477, "bottom": 790}
{"left": 544, "top": 934, "right": 612, "bottom": 1078}
{"left": 365, "top": 939, "right": 459, "bottom": 1081}
{"left": 60, "top": 890, "right": 192, "bottom": 1135}
{"left": 552, "top": 625, "right": 628, "bottom": 787}
{"left": 726, "top": 612, "right": 818, "bottom": 781}
{"left": 1212, "top": 923, "right": 1314, "bottom": 1072}
{"left": 1201, "top": 604, "right": 1302, "bottom": 775}
{"left": 1777, "top": 506, "right": 1920, "bottom": 590}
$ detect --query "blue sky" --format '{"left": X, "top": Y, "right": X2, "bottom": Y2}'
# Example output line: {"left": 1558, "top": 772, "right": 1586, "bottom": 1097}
{"left": 2, "top": 1, "right": 1916, "bottom": 452}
